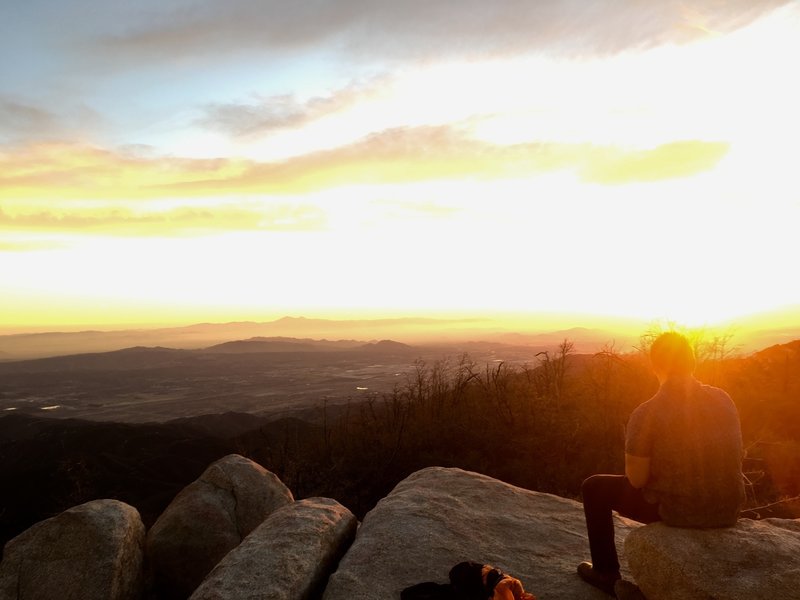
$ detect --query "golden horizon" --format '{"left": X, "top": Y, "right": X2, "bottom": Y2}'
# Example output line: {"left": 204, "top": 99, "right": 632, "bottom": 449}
{"left": 2, "top": 5, "right": 798, "bottom": 332}
{"left": 2, "top": 304, "right": 798, "bottom": 337}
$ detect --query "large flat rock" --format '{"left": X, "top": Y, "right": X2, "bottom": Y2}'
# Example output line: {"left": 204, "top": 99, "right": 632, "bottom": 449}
{"left": 625, "top": 519, "right": 800, "bottom": 600}
{"left": 322, "top": 467, "right": 640, "bottom": 600}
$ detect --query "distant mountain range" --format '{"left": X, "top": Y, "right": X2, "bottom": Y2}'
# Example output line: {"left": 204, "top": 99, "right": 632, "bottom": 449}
{"left": 1, "top": 308, "right": 798, "bottom": 360}
{"left": 0, "top": 317, "right": 624, "bottom": 361}
{"left": 0, "top": 337, "right": 419, "bottom": 374}
{"left": 205, "top": 337, "right": 364, "bottom": 353}
{"left": 0, "top": 317, "right": 489, "bottom": 360}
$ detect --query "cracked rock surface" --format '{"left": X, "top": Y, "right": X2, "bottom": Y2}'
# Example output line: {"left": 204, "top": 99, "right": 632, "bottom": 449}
{"left": 190, "top": 497, "right": 357, "bottom": 600}
{"left": 625, "top": 519, "right": 800, "bottom": 600}
{"left": 0, "top": 499, "right": 145, "bottom": 600}
{"left": 146, "top": 454, "right": 293, "bottom": 599}
{"left": 322, "top": 467, "right": 640, "bottom": 600}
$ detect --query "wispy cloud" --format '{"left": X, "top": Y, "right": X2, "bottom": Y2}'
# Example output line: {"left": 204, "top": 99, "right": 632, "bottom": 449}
{"left": 580, "top": 141, "right": 730, "bottom": 185}
{"left": 0, "top": 142, "right": 246, "bottom": 198}
{"left": 0, "top": 203, "right": 327, "bottom": 237}
{"left": 91, "top": 0, "right": 789, "bottom": 64}
{"left": 0, "top": 99, "right": 59, "bottom": 139}
{"left": 200, "top": 77, "right": 386, "bottom": 138}
{"left": 0, "top": 131, "right": 729, "bottom": 202}
{"left": 0, "top": 96, "right": 105, "bottom": 143}
{"left": 0, "top": 239, "right": 66, "bottom": 253}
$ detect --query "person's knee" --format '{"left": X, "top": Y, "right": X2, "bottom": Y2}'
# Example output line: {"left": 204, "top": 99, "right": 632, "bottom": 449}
{"left": 581, "top": 474, "right": 605, "bottom": 501}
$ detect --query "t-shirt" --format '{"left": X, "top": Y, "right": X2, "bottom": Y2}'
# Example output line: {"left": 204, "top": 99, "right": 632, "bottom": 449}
{"left": 625, "top": 377, "right": 745, "bottom": 527}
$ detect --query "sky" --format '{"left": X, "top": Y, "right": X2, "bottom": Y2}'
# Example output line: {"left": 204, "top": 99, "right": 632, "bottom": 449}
{"left": 1, "top": 0, "right": 799, "bottom": 332}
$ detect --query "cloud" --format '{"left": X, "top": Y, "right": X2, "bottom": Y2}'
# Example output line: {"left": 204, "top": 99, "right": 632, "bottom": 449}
{"left": 0, "top": 239, "right": 66, "bottom": 253}
{"left": 200, "top": 77, "right": 386, "bottom": 137}
{"left": 579, "top": 141, "right": 731, "bottom": 185}
{"left": 0, "top": 131, "right": 729, "bottom": 203}
{"left": 0, "top": 97, "right": 105, "bottom": 142}
{"left": 153, "top": 126, "right": 572, "bottom": 194}
{"left": 164, "top": 128, "right": 729, "bottom": 193}
{"left": 0, "top": 142, "right": 244, "bottom": 198}
{"left": 92, "top": 0, "right": 790, "bottom": 64}
{"left": 0, "top": 99, "right": 59, "bottom": 139}
{"left": 0, "top": 202, "right": 327, "bottom": 237}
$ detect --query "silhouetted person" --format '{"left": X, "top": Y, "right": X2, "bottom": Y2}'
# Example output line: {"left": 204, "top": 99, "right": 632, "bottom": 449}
{"left": 577, "top": 332, "right": 745, "bottom": 596}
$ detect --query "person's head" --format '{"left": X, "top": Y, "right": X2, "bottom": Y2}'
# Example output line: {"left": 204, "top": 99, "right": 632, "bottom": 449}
{"left": 650, "top": 331, "right": 696, "bottom": 383}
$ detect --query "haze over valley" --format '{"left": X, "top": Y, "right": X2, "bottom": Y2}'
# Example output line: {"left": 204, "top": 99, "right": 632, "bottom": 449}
{"left": 0, "top": 317, "right": 625, "bottom": 423}
{"left": 1, "top": 311, "right": 798, "bottom": 425}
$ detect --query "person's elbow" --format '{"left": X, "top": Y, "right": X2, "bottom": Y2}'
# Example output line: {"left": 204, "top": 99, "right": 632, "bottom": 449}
{"left": 625, "top": 454, "right": 650, "bottom": 489}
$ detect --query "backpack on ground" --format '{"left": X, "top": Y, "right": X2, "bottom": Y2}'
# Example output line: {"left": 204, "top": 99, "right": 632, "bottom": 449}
{"left": 401, "top": 561, "right": 535, "bottom": 600}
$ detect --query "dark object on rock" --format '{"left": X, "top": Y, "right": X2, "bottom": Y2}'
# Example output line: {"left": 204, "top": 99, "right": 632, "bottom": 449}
{"left": 614, "top": 579, "right": 647, "bottom": 600}
{"left": 401, "top": 561, "right": 535, "bottom": 600}
{"left": 401, "top": 581, "right": 457, "bottom": 600}
{"left": 449, "top": 562, "right": 504, "bottom": 599}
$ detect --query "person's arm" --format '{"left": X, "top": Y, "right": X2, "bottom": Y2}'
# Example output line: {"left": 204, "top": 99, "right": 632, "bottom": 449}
{"left": 625, "top": 453, "right": 650, "bottom": 489}
{"left": 625, "top": 401, "right": 653, "bottom": 488}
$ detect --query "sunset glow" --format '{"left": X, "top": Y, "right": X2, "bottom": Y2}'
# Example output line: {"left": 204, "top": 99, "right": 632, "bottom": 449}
{"left": 2, "top": 1, "right": 799, "bottom": 332}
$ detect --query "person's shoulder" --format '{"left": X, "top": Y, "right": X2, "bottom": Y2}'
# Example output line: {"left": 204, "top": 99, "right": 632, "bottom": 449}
{"left": 697, "top": 382, "right": 739, "bottom": 415}
{"left": 697, "top": 382, "right": 734, "bottom": 403}
{"left": 629, "top": 393, "right": 659, "bottom": 421}
{"left": 635, "top": 387, "right": 668, "bottom": 411}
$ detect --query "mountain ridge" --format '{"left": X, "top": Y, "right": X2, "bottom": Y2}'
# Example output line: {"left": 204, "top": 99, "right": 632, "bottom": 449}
{"left": 0, "top": 316, "right": 493, "bottom": 360}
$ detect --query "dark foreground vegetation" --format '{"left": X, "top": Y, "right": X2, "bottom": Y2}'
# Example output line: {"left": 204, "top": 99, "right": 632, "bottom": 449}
{"left": 2, "top": 333, "right": 799, "bottom": 551}
{"left": 254, "top": 334, "right": 800, "bottom": 518}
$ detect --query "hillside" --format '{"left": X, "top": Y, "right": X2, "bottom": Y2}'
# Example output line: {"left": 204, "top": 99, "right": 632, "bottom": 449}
{"left": 0, "top": 337, "right": 557, "bottom": 423}
{"left": 203, "top": 337, "right": 364, "bottom": 353}
{"left": 0, "top": 411, "right": 322, "bottom": 550}
{"left": 2, "top": 337, "right": 799, "bottom": 559}
{"left": 0, "top": 338, "right": 434, "bottom": 423}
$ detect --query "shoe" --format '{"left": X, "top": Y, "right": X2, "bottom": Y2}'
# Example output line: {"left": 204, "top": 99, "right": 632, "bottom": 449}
{"left": 576, "top": 561, "right": 621, "bottom": 596}
{"left": 614, "top": 579, "right": 646, "bottom": 600}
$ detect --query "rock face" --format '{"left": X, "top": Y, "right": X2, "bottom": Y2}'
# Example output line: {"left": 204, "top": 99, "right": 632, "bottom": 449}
{"left": 146, "top": 454, "right": 294, "bottom": 598}
{"left": 0, "top": 499, "right": 144, "bottom": 600}
{"left": 322, "top": 467, "right": 641, "bottom": 600}
{"left": 625, "top": 519, "right": 800, "bottom": 600}
{"left": 190, "top": 497, "right": 357, "bottom": 600}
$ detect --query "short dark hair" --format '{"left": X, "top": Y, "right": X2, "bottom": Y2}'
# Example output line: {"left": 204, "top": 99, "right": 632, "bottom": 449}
{"left": 650, "top": 331, "right": 696, "bottom": 377}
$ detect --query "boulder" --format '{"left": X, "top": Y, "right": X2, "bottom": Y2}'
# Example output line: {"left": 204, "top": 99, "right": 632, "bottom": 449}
{"left": 625, "top": 518, "right": 800, "bottom": 600}
{"left": 146, "top": 454, "right": 294, "bottom": 598}
{"left": 322, "top": 467, "right": 641, "bottom": 600}
{"left": 190, "top": 497, "right": 357, "bottom": 600}
{"left": 0, "top": 499, "right": 144, "bottom": 600}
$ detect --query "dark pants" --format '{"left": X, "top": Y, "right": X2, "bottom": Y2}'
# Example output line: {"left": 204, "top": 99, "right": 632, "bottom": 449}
{"left": 581, "top": 474, "right": 662, "bottom": 572}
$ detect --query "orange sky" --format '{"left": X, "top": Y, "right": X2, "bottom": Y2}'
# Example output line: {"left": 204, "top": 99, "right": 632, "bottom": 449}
{"left": 1, "top": 2, "right": 799, "bottom": 332}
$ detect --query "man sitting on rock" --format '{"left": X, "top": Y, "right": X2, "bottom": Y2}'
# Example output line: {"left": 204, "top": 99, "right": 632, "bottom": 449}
{"left": 577, "top": 331, "right": 745, "bottom": 596}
